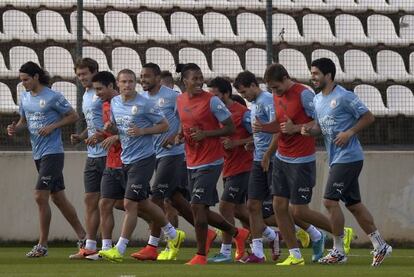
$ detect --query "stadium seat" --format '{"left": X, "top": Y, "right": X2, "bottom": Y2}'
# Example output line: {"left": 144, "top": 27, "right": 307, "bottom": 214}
{"left": 278, "top": 49, "right": 310, "bottom": 82}
{"left": 0, "top": 83, "right": 19, "bottom": 113}
{"left": 170, "top": 0, "right": 204, "bottom": 10}
{"left": 39, "top": 0, "right": 76, "bottom": 9}
{"left": 52, "top": 82, "right": 78, "bottom": 110}
{"left": 71, "top": 11, "right": 107, "bottom": 43}
{"left": 377, "top": 50, "right": 413, "bottom": 83}
{"left": 359, "top": 0, "right": 399, "bottom": 13}
{"left": 44, "top": 47, "right": 74, "bottom": 79}
{"left": 136, "top": 83, "right": 143, "bottom": 92}
{"left": 146, "top": 47, "right": 176, "bottom": 72}
{"left": 344, "top": 50, "right": 385, "bottom": 83}
{"left": 325, "top": 0, "right": 365, "bottom": 13}
{"left": 386, "top": 85, "right": 414, "bottom": 116}
{"left": 272, "top": 0, "right": 303, "bottom": 12}
{"left": 16, "top": 82, "right": 25, "bottom": 105}
{"left": 212, "top": 48, "right": 243, "bottom": 79}
{"left": 112, "top": 47, "right": 142, "bottom": 76}
{"left": 9, "top": 46, "right": 40, "bottom": 73}
{"left": 0, "top": 30, "right": 11, "bottom": 43}
{"left": 353, "top": 85, "right": 389, "bottom": 116}
{"left": 37, "top": 10, "right": 75, "bottom": 43}
{"left": 83, "top": 0, "right": 115, "bottom": 9}
{"left": 311, "top": 49, "right": 349, "bottom": 83}
{"left": 0, "top": 52, "right": 15, "bottom": 79}
{"left": 171, "top": 12, "right": 207, "bottom": 44}
{"left": 5, "top": 0, "right": 41, "bottom": 8}
{"left": 399, "top": 15, "right": 414, "bottom": 42}
{"left": 203, "top": 12, "right": 242, "bottom": 44}
{"left": 237, "top": 13, "right": 267, "bottom": 45}
{"left": 137, "top": 11, "right": 177, "bottom": 44}
{"left": 335, "top": 14, "right": 376, "bottom": 47}
{"left": 389, "top": 0, "right": 414, "bottom": 13}
{"left": 228, "top": 0, "right": 266, "bottom": 11}
{"left": 303, "top": 14, "right": 344, "bottom": 46}
{"left": 409, "top": 52, "right": 414, "bottom": 76}
{"left": 367, "top": 15, "right": 408, "bottom": 47}
{"left": 138, "top": 0, "right": 173, "bottom": 10}
{"left": 104, "top": 11, "right": 143, "bottom": 43}
{"left": 83, "top": 47, "right": 111, "bottom": 72}
{"left": 245, "top": 48, "right": 268, "bottom": 79}
{"left": 3, "top": 10, "right": 41, "bottom": 42}
{"left": 178, "top": 48, "right": 214, "bottom": 79}
{"left": 294, "top": 0, "right": 335, "bottom": 12}
{"left": 272, "top": 14, "right": 306, "bottom": 45}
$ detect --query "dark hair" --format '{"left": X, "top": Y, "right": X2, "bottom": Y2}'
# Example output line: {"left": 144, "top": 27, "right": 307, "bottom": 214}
{"left": 231, "top": 94, "right": 247, "bottom": 107}
{"left": 311, "top": 58, "right": 336, "bottom": 81}
{"left": 208, "top": 77, "right": 232, "bottom": 96}
{"left": 234, "top": 71, "right": 258, "bottom": 89}
{"left": 117, "top": 69, "right": 137, "bottom": 80}
{"left": 176, "top": 63, "right": 201, "bottom": 80}
{"left": 92, "top": 71, "right": 116, "bottom": 87}
{"left": 74, "top": 58, "right": 99, "bottom": 73}
{"left": 160, "top": 70, "right": 173, "bottom": 79}
{"left": 142, "top": 62, "right": 161, "bottom": 76}
{"left": 19, "top": 61, "right": 50, "bottom": 86}
{"left": 264, "top": 63, "right": 290, "bottom": 83}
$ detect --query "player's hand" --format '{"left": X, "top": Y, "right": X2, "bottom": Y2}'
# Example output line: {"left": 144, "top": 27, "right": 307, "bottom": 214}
{"left": 261, "top": 152, "right": 271, "bottom": 172}
{"left": 301, "top": 125, "right": 312, "bottom": 136}
{"left": 334, "top": 130, "right": 354, "bottom": 147}
{"left": 221, "top": 137, "right": 236, "bottom": 150}
{"left": 244, "top": 141, "right": 254, "bottom": 151}
{"left": 280, "top": 117, "right": 296, "bottom": 135}
{"left": 38, "top": 125, "right": 55, "bottom": 136}
{"left": 190, "top": 127, "right": 206, "bottom": 142}
{"left": 103, "top": 121, "right": 116, "bottom": 134}
{"left": 70, "top": 133, "right": 82, "bottom": 144}
{"left": 174, "top": 133, "right": 185, "bottom": 145}
{"left": 101, "top": 135, "right": 119, "bottom": 151}
{"left": 7, "top": 121, "right": 17, "bottom": 136}
{"left": 252, "top": 116, "right": 263, "bottom": 133}
{"left": 161, "top": 134, "right": 177, "bottom": 149}
{"left": 127, "top": 125, "right": 145, "bottom": 137}
{"left": 85, "top": 131, "right": 105, "bottom": 146}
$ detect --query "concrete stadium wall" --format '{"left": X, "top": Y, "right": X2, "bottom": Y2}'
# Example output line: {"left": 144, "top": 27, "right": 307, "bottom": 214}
{"left": 0, "top": 151, "right": 413, "bottom": 244}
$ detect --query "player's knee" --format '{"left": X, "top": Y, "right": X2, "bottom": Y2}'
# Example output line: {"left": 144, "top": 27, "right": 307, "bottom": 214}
{"left": 273, "top": 198, "right": 289, "bottom": 213}
{"left": 84, "top": 193, "right": 99, "bottom": 208}
{"left": 99, "top": 199, "right": 114, "bottom": 214}
{"left": 247, "top": 200, "right": 261, "bottom": 213}
{"left": 124, "top": 199, "right": 138, "bottom": 212}
{"left": 35, "top": 192, "right": 49, "bottom": 206}
{"left": 291, "top": 205, "right": 306, "bottom": 219}
{"left": 323, "top": 199, "right": 339, "bottom": 210}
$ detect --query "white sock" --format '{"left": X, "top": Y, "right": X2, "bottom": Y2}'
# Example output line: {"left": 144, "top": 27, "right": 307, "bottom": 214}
{"left": 368, "top": 230, "right": 386, "bottom": 250}
{"left": 262, "top": 226, "right": 276, "bottom": 241}
{"left": 161, "top": 223, "right": 177, "bottom": 240}
{"left": 333, "top": 234, "right": 345, "bottom": 254}
{"left": 220, "top": 243, "right": 232, "bottom": 257}
{"left": 85, "top": 239, "right": 97, "bottom": 251}
{"left": 294, "top": 225, "right": 301, "bottom": 232}
{"left": 306, "top": 225, "right": 322, "bottom": 242}
{"left": 289, "top": 248, "right": 302, "bottom": 259}
{"left": 115, "top": 237, "right": 129, "bottom": 255}
{"left": 148, "top": 235, "right": 160, "bottom": 247}
{"left": 252, "top": 238, "right": 264, "bottom": 258}
{"left": 102, "top": 239, "right": 112, "bottom": 251}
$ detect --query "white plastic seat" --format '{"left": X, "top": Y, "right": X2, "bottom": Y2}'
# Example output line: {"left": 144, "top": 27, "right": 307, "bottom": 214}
{"left": 399, "top": 15, "right": 414, "bottom": 43}
{"left": 377, "top": 50, "right": 412, "bottom": 83}
{"left": 278, "top": 49, "right": 310, "bottom": 82}
{"left": 237, "top": 13, "right": 266, "bottom": 45}
{"left": 0, "top": 52, "right": 14, "bottom": 79}
{"left": 9, "top": 46, "right": 40, "bottom": 73}
{"left": 294, "top": 0, "right": 335, "bottom": 12}
{"left": 325, "top": 0, "right": 365, "bottom": 13}
{"left": 178, "top": 48, "right": 214, "bottom": 79}
{"left": 146, "top": 47, "right": 175, "bottom": 72}
{"left": 137, "top": 11, "right": 177, "bottom": 44}
{"left": 368, "top": 15, "right": 407, "bottom": 47}
{"left": 344, "top": 50, "right": 384, "bottom": 83}
{"left": 44, "top": 47, "right": 74, "bottom": 79}
{"left": 245, "top": 48, "right": 268, "bottom": 79}
{"left": 16, "top": 82, "right": 25, "bottom": 105}
{"left": 51, "top": 81, "right": 78, "bottom": 110}
{"left": 0, "top": 83, "right": 19, "bottom": 113}
{"left": 335, "top": 14, "right": 377, "bottom": 47}
{"left": 203, "top": 12, "right": 242, "bottom": 44}
{"left": 112, "top": 47, "right": 142, "bottom": 76}
{"left": 212, "top": 48, "right": 243, "bottom": 79}
{"left": 169, "top": 0, "right": 205, "bottom": 10}
{"left": 311, "top": 49, "right": 349, "bottom": 83}
{"left": 409, "top": 52, "right": 414, "bottom": 76}
{"left": 354, "top": 85, "right": 388, "bottom": 116}
{"left": 83, "top": 47, "right": 111, "bottom": 72}
{"left": 386, "top": 85, "right": 414, "bottom": 116}
{"left": 0, "top": 30, "right": 11, "bottom": 43}
{"left": 138, "top": 0, "right": 173, "bottom": 10}
{"left": 272, "top": 0, "right": 303, "bottom": 12}
{"left": 359, "top": 0, "right": 399, "bottom": 13}
{"left": 3, "top": 10, "right": 41, "bottom": 42}
{"left": 303, "top": 14, "right": 343, "bottom": 46}
{"left": 389, "top": 0, "right": 414, "bottom": 13}
{"left": 39, "top": 0, "right": 76, "bottom": 9}
{"left": 171, "top": 12, "right": 207, "bottom": 44}
{"left": 37, "top": 10, "right": 75, "bottom": 43}
{"left": 228, "top": 0, "right": 266, "bottom": 11}
{"left": 5, "top": 0, "right": 41, "bottom": 8}
{"left": 71, "top": 11, "right": 107, "bottom": 43}
{"left": 272, "top": 14, "right": 306, "bottom": 45}
{"left": 104, "top": 11, "right": 143, "bottom": 43}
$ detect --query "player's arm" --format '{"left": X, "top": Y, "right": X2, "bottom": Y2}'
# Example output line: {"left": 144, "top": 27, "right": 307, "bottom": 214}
{"left": 38, "top": 109, "right": 79, "bottom": 136}
{"left": 192, "top": 116, "right": 235, "bottom": 142}
{"left": 280, "top": 118, "right": 315, "bottom": 135}
{"left": 101, "top": 134, "right": 120, "bottom": 151}
{"left": 282, "top": 89, "right": 316, "bottom": 135}
{"left": 71, "top": 128, "right": 88, "bottom": 144}
{"left": 301, "top": 121, "right": 322, "bottom": 137}
{"left": 127, "top": 118, "right": 169, "bottom": 137}
{"left": 334, "top": 111, "right": 374, "bottom": 147}
{"left": 262, "top": 133, "right": 279, "bottom": 172}
{"left": 7, "top": 116, "right": 27, "bottom": 136}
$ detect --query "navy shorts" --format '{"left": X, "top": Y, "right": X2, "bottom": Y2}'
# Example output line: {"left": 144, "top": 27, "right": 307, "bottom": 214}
{"left": 34, "top": 153, "right": 65, "bottom": 193}
{"left": 101, "top": 168, "right": 126, "bottom": 200}
{"left": 221, "top": 171, "right": 249, "bottom": 204}
{"left": 84, "top": 156, "right": 106, "bottom": 193}
{"left": 123, "top": 155, "right": 156, "bottom": 202}
{"left": 188, "top": 164, "right": 222, "bottom": 206}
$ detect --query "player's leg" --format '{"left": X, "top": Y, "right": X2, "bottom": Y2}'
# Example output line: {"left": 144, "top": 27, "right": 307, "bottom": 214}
{"left": 34, "top": 190, "right": 51, "bottom": 248}
{"left": 165, "top": 200, "right": 179, "bottom": 227}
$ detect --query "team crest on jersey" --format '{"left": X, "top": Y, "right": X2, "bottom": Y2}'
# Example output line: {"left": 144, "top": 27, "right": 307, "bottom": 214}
{"left": 330, "top": 99, "right": 337, "bottom": 109}
{"left": 216, "top": 103, "right": 224, "bottom": 110}
{"left": 158, "top": 97, "right": 165, "bottom": 107}
{"left": 131, "top": 105, "right": 138, "bottom": 114}
{"left": 39, "top": 99, "right": 46, "bottom": 108}
{"left": 92, "top": 94, "right": 99, "bottom": 102}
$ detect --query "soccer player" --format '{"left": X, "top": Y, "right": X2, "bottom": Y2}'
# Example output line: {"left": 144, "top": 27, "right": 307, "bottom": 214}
{"left": 7, "top": 62, "right": 86, "bottom": 257}
{"left": 69, "top": 58, "right": 106, "bottom": 259}
{"left": 302, "top": 58, "right": 392, "bottom": 266}
{"left": 233, "top": 71, "right": 280, "bottom": 263}
{"left": 207, "top": 77, "right": 255, "bottom": 263}
{"left": 175, "top": 63, "right": 249, "bottom": 265}
{"left": 98, "top": 69, "right": 184, "bottom": 263}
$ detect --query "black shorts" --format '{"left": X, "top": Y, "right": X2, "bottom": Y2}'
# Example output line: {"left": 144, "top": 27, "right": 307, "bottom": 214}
{"left": 101, "top": 168, "right": 126, "bottom": 200}
{"left": 262, "top": 197, "right": 274, "bottom": 219}
{"left": 152, "top": 154, "right": 188, "bottom": 200}
{"left": 123, "top": 155, "right": 156, "bottom": 202}
{"left": 34, "top": 153, "right": 65, "bottom": 193}
{"left": 248, "top": 161, "right": 273, "bottom": 201}
{"left": 272, "top": 157, "right": 316, "bottom": 205}
{"left": 324, "top": 160, "right": 363, "bottom": 207}
{"left": 188, "top": 164, "right": 222, "bottom": 206}
{"left": 179, "top": 159, "right": 190, "bottom": 201}
{"left": 221, "top": 171, "right": 249, "bottom": 204}
{"left": 84, "top": 156, "right": 106, "bottom": 193}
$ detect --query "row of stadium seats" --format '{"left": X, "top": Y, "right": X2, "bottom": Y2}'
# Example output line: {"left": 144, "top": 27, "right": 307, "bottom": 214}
{"left": 2, "top": 46, "right": 414, "bottom": 84}
{"left": 1, "top": 10, "right": 413, "bottom": 47}
{"left": 1, "top": 0, "right": 412, "bottom": 13}
{"left": 1, "top": 81, "right": 413, "bottom": 117}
